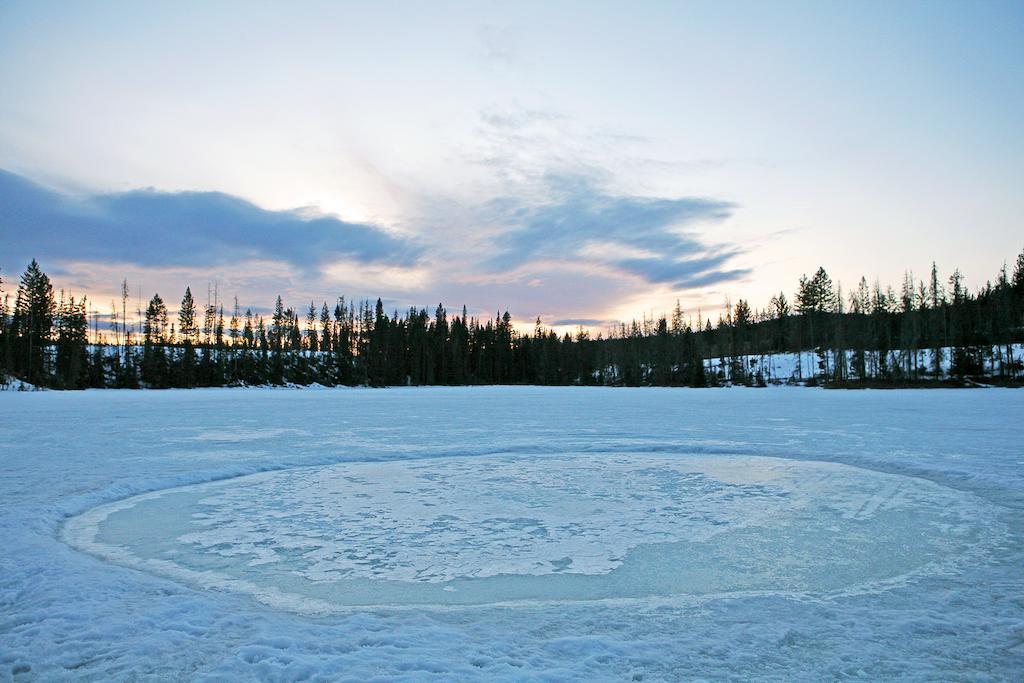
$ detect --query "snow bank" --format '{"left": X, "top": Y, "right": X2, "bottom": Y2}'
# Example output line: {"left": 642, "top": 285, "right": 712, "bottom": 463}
{"left": 0, "top": 375, "right": 40, "bottom": 391}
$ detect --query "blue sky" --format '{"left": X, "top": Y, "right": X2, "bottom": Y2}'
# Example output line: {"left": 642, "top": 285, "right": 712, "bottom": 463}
{"left": 1, "top": 1, "right": 1021, "bottom": 327}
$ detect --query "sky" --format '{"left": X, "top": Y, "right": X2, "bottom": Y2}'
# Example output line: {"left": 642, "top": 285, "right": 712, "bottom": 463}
{"left": 1, "top": 1, "right": 1022, "bottom": 330}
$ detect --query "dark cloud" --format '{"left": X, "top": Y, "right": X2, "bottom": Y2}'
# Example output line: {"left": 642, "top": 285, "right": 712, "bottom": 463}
{"left": 0, "top": 169, "right": 419, "bottom": 275}
{"left": 612, "top": 252, "right": 752, "bottom": 290}
{"left": 482, "top": 174, "right": 748, "bottom": 288}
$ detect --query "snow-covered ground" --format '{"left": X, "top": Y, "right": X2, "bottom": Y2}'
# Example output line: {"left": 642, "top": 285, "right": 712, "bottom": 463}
{"left": 2, "top": 387, "right": 1023, "bottom": 680}
{"left": 0, "top": 376, "right": 38, "bottom": 392}
{"left": 706, "top": 343, "right": 1024, "bottom": 383}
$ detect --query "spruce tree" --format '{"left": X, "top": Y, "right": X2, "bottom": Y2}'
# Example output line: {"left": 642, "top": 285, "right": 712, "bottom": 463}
{"left": 142, "top": 294, "right": 169, "bottom": 387}
{"left": 306, "top": 302, "right": 318, "bottom": 353}
{"left": 319, "top": 302, "right": 332, "bottom": 354}
{"left": 928, "top": 262, "right": 946, "bottom": 376}
{"left": 0, "top": 270, "right": 10, "bottom": 379}
{"left": 178, "top": 287, "right": 197, "bottom": 343}
{"left": 143, "top": 294, "right": 169, "bottom": 342}
{"left": 1013, "top": 247, "right": 1024, "bottom": 294}
{"left": 268, "top": 296, "right": 286, "bottom": 383}
{"left": 178, "top": 287, "right": 198, "bottom": 386}
{"left": 55, "top": 294, "right": 89, "bottom": 388}
{"left": 12, "top": 260, "right": 56, "bottom": 384}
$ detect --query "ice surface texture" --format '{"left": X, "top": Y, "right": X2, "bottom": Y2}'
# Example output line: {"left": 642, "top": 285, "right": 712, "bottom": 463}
{"left": 2, "top": 386, "right": 1024, "bottom": 680}
{"left": 67, "top": 454, "right": 994, "bottom": 612}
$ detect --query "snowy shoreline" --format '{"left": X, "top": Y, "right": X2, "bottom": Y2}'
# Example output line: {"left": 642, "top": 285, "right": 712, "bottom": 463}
{"left": 5, "top": 344, "right": 1022, "bottom": 391}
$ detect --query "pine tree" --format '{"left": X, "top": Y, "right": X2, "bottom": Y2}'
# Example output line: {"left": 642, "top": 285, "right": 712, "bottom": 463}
{"left": 144, "top": 294, "right": 169, "bottom": 343}
{"left": 142, "top": 294, "right": 170, "bottom": 387}
{"left": 120, "top": 278, "right": 130, "bottom": 369}
{"left": 203, "top": 301, "right": 216, "bottom": 347}
{"left": 177, "top": 287, "right": 198, "bottom": 386}
{"left": 12, "top": 260, "right": 56, "bottom": 384}
{"left": 178, "top": 287, "right": 197, "bottom": 343}
{"left": 0, "top": 270, "right": 10, "bottom": 378}
{"left": 215, "top": 305, "right": 225, "bottom": 348}
{"left": 832, "top": 283, "right": 847, "bottom": 382}
{"left": 1013, "top": 247, "right": 1024, "bottom": 294}
{"left": 299, "top": 301, "right": 313, "bottom": 354}
{"left": 732, "top": 299, "right": 752, "bottom": 383}
{"left": 433, "top": 304, "right": 448, "bottom": 384}
{"left": 928, "top": 262, "right": 946, "bottom": 376}
{"left": 55, "top": 294, "right": 89, "bottom": 388}
{"left": 795, "top": 267, "right": 835, "bottom": 379}
{"left": 229, "top": 298, "right": 241, "bottom": 346}
{"left": 319, "top": 302, "right": 332, "bottom": 354}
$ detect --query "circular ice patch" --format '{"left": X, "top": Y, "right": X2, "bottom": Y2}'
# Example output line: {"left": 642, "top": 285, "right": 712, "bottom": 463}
{"left": 63, "top": 454, "right": 994, "bottom": 613}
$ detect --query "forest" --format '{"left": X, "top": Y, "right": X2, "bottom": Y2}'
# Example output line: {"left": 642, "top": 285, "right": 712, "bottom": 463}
{"left": 2, "top": 250, "right": 1023, "bottom": 390}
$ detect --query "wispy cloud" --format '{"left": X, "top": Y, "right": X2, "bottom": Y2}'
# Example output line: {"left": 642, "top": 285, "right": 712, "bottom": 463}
{"left": 477, "top": 24, "right": 519, "bottom": 67}
{"left": 478, "top": 173, "right": 746, "bottom": 289}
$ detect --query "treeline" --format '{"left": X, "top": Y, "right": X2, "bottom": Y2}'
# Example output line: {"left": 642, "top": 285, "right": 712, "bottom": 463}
{"left": 1, "top": 251, "right": 1023, "bottom": 390}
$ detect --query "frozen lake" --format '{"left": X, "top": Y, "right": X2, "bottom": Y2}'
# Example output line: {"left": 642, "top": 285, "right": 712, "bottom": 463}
{"left": 67, "top": 454, "right": 997, "bottom": 612}
{"left": 2, "top": 387, "right": 1024, "bottom": 680}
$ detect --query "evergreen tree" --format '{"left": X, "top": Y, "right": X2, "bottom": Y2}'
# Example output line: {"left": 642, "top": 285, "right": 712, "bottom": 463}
{"left": 306, "top": 302, "right": 318, "bottom": 353}
{"left": 178, "top": 287, "right": 198, "bottom": 386}
{"left": 0, "top": 270, "right": 10, "bottom": 378}
{"left": 178, "top": 287, "right": 197, "bottom": 343}
{"left": 1013, "top": 247, "right": 1024, "bottom": 294}
{"left": 55, "top": 293, "right": 89, "bottom": 388}
{"left": 319, "top": 302, "right": 332, "bottom": 354}
{"left": 144, "top": 294, "right": 169, "bottom": 343}
{"left": 142, "top": 294, "right": 170, "bottom": 387}
{"left": 12, "top": 260, "right": 55, "bottom": 384}
{"left": 928, "top": 262, "right": 946, "bottom": 376}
